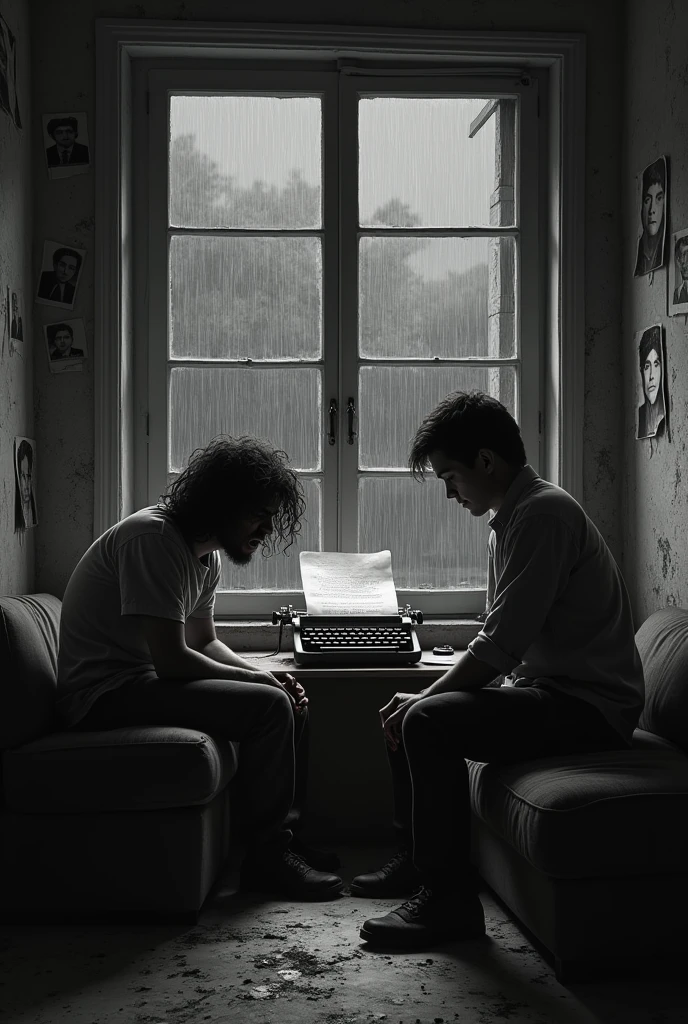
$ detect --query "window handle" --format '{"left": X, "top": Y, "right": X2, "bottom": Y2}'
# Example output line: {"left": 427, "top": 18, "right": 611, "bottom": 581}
{"left": 347, "top": 397, "right": 357, "bottom": 445}
{"left": 328, "top": 399, "right": 337, "bottom": 445}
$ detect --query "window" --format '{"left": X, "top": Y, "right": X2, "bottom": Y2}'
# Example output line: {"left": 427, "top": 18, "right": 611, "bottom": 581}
{"left": 142, "top": 65, "right": 540, "bottom": 617}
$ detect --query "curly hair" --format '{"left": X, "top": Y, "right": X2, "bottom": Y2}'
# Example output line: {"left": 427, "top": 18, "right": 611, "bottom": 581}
{"left": 159, "top": 435, "right": 306, "bottom": 554}
{"left": 408, "top": 390, "right": 527, "bottom": 480}
{"left": 638, "top": 326, "right": 662, "bottom": 373}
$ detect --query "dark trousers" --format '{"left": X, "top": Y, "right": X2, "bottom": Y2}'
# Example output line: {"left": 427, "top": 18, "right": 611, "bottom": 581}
{"left": 70, "top": 677, "right": 309, "bottom": 858}
{"left": 389, "top": 684, "right": 628, "bottom": 891}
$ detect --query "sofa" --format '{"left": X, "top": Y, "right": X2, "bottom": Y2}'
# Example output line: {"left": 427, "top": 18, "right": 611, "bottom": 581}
{"left": 469, "top": 607, "right": 688, "bottom": 981}
{"left": 0, "top": 593, "right": 238, "bottom": 921}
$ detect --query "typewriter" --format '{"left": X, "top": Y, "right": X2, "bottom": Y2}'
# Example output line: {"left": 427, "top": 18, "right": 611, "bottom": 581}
{"left": 271, "top": 604, "right": 424, "bottom": 667}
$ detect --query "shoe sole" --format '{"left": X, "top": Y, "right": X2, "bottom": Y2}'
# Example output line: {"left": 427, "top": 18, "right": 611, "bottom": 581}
{"left": 240, "top": 879, "right": 345, "bottom": 902}
{"left": 359, "top": 923, "right": 486, "bottom": 948}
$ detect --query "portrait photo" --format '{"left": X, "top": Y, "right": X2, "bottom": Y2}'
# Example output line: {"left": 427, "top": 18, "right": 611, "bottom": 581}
{"left": 634, "top": 156, "right": 667, "bottom": 277}
{"left": 42, "top": 111, "right": 90, "bottom": 179}
{"left": 35, "top": 239, "right": 86, "bottom": 310}
{"left": 10, "top": 289, "right": 23, "bottom": 341}
{"left": 14, "top": 436, "right": 37, "bottom": 530}
{"left": 636, "top": 324, "right": 667, "bottom": 440}
{"left": 0, "top": 14, "right": 21, "bottom": 129}
{"left": 44, "top": 318, "right": 87, "bottom": 372}
{"left": 669, "top": 229, "right": 688, "bottom": 315}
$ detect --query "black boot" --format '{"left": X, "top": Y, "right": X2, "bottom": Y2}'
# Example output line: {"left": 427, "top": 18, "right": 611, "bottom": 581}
{"left": 350, "top": 849, "right": 422, "bottom": 897}
{"left": 240, "top": 849, "right": 344, "bottom": 901}
{"left": 360, "top": 886, "right": 485, "bottom": 948}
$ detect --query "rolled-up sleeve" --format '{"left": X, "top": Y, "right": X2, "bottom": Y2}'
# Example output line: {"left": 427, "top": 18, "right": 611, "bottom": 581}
{"left": 468, "top": 514, "right": 580, "bottom": 675}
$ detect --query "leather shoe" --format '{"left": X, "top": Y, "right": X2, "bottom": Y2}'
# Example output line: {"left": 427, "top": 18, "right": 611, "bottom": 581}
{"left": 350, "top": 848, "right": 422, "bottom": 897}
{"left": 240, "top": 849, "right": 344, "bottom": 901}
{"left": 360, "top": 886, "right": 486, "bottom": 948}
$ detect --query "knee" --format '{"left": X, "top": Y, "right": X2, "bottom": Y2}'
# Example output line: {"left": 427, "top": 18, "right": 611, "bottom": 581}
{"left": 256, "top": 683, "right": 294, "bottom": 722}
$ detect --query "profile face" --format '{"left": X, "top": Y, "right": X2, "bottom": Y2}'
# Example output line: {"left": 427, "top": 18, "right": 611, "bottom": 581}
{"left": 54, "top": 254, "right": 78, "bottom": 283}
{"left": 19, "top": 456, "right": 32, "bottom": 507}
{"left": 643, "top": 347, "right": 661, "bottom": 405}
{"left": 677, "top": 241, "right": 688, "bottom": 280}
{"left": 642, "top": 183, "right": 664, "bottom": 237}
{"left": 54, "top": 329, "right": 73, "bottom": 354}
{"left": 53, "top": 125, "right": 76, "bottom": 146}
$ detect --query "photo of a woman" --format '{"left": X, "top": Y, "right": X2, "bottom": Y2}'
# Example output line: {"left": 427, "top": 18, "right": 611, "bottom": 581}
{"left": 636, "top": 324, "right": 666, "bottom": 439}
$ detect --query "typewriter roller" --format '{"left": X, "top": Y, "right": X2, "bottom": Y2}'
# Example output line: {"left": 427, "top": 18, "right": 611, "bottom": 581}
{"left": 272, "top": 605, "right": 424, "bottom": 666}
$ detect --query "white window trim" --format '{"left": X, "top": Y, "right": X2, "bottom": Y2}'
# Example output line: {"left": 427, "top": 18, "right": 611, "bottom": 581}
{"left": 94, "top": 21, "right": 585, "bottom": 624}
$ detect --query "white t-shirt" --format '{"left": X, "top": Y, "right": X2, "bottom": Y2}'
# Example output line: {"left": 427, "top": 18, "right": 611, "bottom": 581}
{"left": 56, "top": 506, "right": 221, "bottom": 726}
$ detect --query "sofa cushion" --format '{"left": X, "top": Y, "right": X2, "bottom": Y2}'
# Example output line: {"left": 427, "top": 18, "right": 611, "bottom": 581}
{"left": 636, "top": 607, "right": 688, "bottom": 751}
{"left": 0, "top": 594, "right": 61, "bottom": 750}
{"left": 2, "top": 727, "right": 239, "bottom": 813}
{"left": 468, "top": 747, "right": 688, "bottom": 879}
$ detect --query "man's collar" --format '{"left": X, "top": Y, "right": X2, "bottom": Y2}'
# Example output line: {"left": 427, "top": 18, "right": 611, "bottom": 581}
{"left": 488, "top": 464, "right": 539, "bottom": 531}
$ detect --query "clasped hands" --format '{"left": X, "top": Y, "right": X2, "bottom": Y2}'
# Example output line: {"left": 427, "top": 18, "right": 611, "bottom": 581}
{"left": 379, "top": 690, "right": 426, "bottom": 750}
{"left": 253, "top": 669, "right": 308, "bottom": 713}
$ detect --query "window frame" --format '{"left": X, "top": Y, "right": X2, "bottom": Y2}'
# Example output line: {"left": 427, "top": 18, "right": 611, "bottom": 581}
{"left": 95, "top": 20, "right": 586, "bottom": 623}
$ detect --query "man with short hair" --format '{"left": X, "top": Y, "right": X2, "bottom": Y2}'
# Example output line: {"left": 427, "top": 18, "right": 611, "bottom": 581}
{"left": 354, "top": 391, "right": 644, "bottom": 948}
{"left": 37, "top": 247, "right": 82, "bottom": 305}
{"left": 56, "top": 435, "right": 343, "bottom": 899}
{"left": 45, "top": 116, "right": 90, "bottom": 167}
{"left": 48, "top": 322, "right": 84, "bottom": 359}
{"left": 673, "top": 235, "right": 688, "bottom": 305}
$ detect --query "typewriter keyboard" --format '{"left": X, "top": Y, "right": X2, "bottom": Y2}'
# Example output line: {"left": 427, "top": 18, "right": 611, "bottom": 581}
{"left": 300, "top": 625, "right": 413, "bottom": 652}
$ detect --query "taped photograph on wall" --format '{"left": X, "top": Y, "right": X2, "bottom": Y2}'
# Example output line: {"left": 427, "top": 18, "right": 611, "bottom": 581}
{"left": 636, "top": 324, "right": 667, "bottom": 440}
{"left": 14, "top": 437, "right": 37, "bottom": 530}
{"left": 669, "top": 229, "right": 688, "bottom": 315}
{"left": 634, "top": 156, "right": 667, "bottom": 277}
{"left": 35, "top": 240, "right": 86, "bottom": 310}
{"left": 42, "top": 112, "right": 90, "bottom": 179}
{"left": 0, "top": 13, "right": 22, "bottom": 129}
{"left": 44, "top": 318, "right": 87, "bottom": 373}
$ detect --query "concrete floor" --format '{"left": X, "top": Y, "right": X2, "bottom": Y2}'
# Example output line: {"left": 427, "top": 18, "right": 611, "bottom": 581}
{"left": 1, "top": 848, "right": 686, "bottom": 1024}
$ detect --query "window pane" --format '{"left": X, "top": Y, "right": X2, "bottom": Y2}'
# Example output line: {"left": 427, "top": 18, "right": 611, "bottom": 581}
{"left": 220, "top": 477, "right": 321, "bottom": 593}
{"left": 359, "top": 476, "right": 490, "bottom": 590}
{"left": 359, "top": 97, "right": 513, "bottom": 228}
{"left": 169, "top": 366, "right": 322, "bottom": 473}
{"left": 359, "top": 236, "right": 515, "bottom": 359}
{"left": 170, "top": 95, "right": 322, "bottom": 229}
{"left": 170, "top": 236, "right": 323, "bottom": 361}
{"left": 359, "top": 365, "right": 516, "bottom": 470}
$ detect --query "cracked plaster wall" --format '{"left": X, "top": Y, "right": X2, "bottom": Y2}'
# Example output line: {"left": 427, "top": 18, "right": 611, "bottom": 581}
{"left": 0, "top": 0, "right": 33, "bottom": 596}
{"left": 32, "top": 0, "right": 624, "bottom": 595}
{"left": 622, "top": 0, "right": 688, "bottom": 623}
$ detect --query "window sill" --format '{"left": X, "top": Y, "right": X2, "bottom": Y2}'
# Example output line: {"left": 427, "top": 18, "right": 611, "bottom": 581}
{"left": 215, "top": 618, "right": 483, "bottom": 653}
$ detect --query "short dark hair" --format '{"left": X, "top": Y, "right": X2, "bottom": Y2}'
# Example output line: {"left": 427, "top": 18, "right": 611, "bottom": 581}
{"left": 47, "top": 322, "right": 74, "bottom": 343}
{"left": 638, "top": 326, "right": 662, "bottom": 372}
{"left": 17, "top": 439, "right": 33, "bottom": 471}
{"left": 675, "top": 235, "right": 688, "bottom": 257}
{"left": 159, "top": 435, "right": 306, "bottom": 552}
{"left": 47, "top": 116, "right": 78, "bottom": 137}
{"left": 409, "top": 390, "right": 527, "bottom": 479}
{"left": 642, "top": 158, "right": 665, "bottom": 197}
{"left": 52, "top": 247, "right": 82, "bottom": 273}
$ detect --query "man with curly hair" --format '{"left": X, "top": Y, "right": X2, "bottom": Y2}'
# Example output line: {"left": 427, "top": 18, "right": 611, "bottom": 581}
{"left": 56, "top": 436, "right": 343, "bottom": 900}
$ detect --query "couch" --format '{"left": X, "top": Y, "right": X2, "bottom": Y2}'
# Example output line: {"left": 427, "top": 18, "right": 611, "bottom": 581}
{"left": 0, "top": 594, "right": 238, "bottom": 921}
{"left": 469, "top": 607, "right": 688, "bottom": 981}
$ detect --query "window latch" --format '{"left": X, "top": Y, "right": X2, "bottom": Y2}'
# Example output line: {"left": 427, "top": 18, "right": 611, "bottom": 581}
{"left": 328, "top": 399, "right": 337, "bottom": 445}
{"left": 347, "top": 397, "right": 357, "bottom": 445}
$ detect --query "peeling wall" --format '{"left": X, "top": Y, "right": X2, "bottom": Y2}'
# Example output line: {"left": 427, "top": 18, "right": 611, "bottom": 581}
{"left": 32, "top": 0, "right": 624, "bottom": 595}
{"left": 0, "top": 0, "right": 33, "bottom": 595}
{"left": 622, "top": 0, "right": 688, "bottom": 623}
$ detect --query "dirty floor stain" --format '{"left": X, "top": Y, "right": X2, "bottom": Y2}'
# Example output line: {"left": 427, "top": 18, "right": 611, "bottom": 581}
{"left": 0, "top": 848, "right": 685, "bottom": 1024}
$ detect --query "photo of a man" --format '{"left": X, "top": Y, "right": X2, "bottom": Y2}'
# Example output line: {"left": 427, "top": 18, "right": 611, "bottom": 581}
{"left": 36, "top": 241, "right": 86, "bottom": 309}
{"left": 669, "top": 230, "right": 688, "bottom": 314}
{"left": 44, "top": 319, "right": 87, "bottom": 369}
{"left": 14, "top": 437, "right": 37, "bottom": 530}
{"left": 43, "top": 112, "right": 90, "bottom": 178}
{"left": 636, "top": 324, "right": 667, "bottom": 440}
{"left": 634, "top": 157, "right": 667, "bottom": 277}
